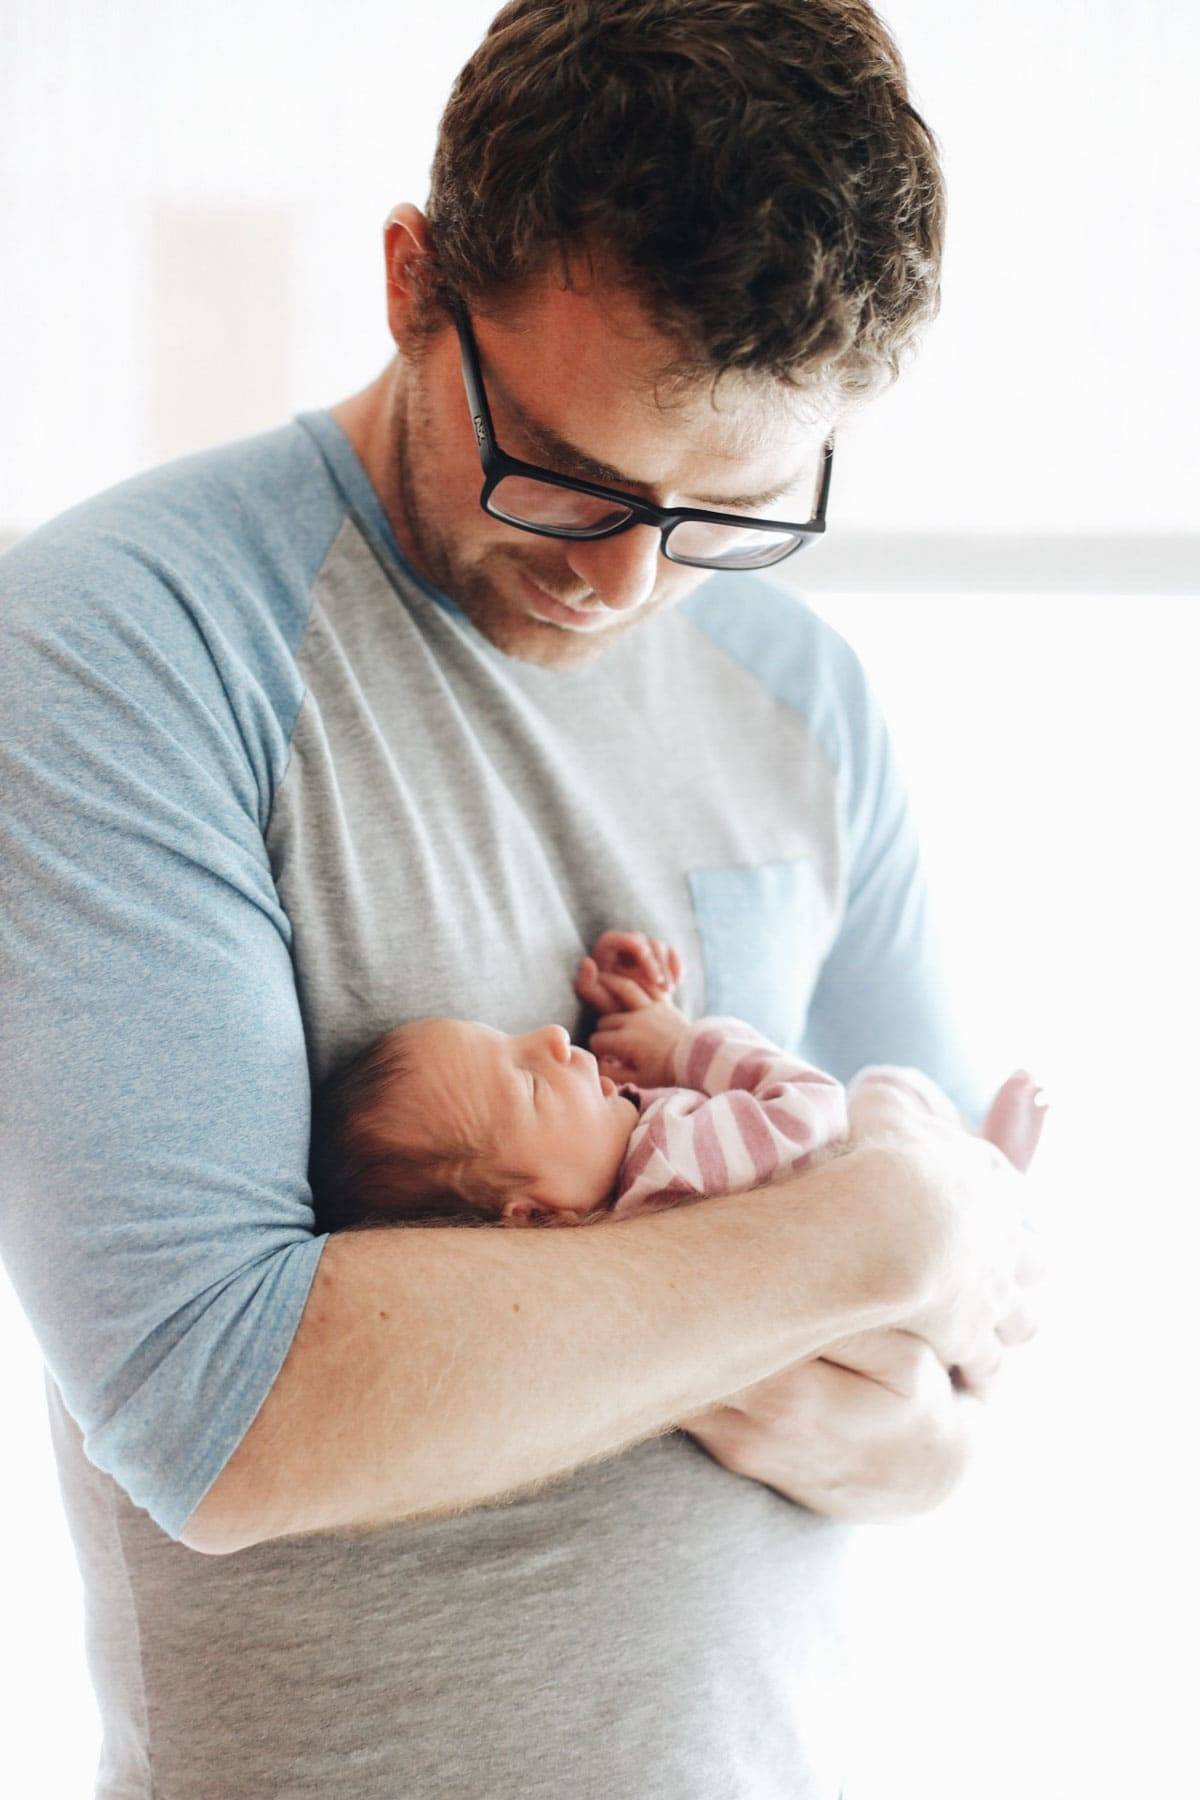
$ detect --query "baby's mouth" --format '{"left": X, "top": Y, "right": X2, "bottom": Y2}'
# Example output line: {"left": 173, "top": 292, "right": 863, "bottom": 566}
{"left": 599, "top": 1073, "right": 617, "bottom": 1098}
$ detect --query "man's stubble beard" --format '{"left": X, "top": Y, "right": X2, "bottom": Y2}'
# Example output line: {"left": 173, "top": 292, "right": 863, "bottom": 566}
{"left": 384, "top": 368, "right": 675, "bottom": 671}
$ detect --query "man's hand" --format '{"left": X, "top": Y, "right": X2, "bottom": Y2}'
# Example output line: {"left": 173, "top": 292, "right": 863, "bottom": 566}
{"left": 680, "top": 1067, "right": 1048, "bottom": 1517}
{"left": 576, "top": 945, "right": 1048, "bottom": 1515}
{"left": 844, "top": 1070, "right": 1046, "bottom": 1389}
{"left": 683, "top": 1329, "right": 978, "bottom": 1521}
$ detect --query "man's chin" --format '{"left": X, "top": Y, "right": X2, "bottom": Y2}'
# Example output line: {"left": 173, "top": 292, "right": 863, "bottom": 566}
{"left": 489, "top": 614, "right": 621, "bottom": 669}
{"left": 463, "top": 579, "right": 633, "bottom": 668}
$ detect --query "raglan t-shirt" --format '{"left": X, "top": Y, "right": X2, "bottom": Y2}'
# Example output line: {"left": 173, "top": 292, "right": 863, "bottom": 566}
{"left": 0, "top": 410, "right": 990, "bottom": 1800}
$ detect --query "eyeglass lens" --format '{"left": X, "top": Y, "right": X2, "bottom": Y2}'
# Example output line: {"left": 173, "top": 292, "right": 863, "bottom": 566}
{"left": 486, "top": 475, "right": 807, "bottom": 569}
{"left": 487, "top": 475, "right": 634, "bottom": 536}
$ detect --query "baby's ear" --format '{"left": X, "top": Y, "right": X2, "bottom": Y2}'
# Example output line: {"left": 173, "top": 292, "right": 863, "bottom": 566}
{"left": 500, "top": 1195, "right": 563, "bottom": 1227}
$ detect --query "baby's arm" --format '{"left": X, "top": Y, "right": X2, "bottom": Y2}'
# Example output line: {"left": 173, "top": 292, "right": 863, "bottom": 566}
{"left": 579, "top": 952, "right": 845, "bottom": 1147}
{"left": 608, "top": 1015, "right": 852, "bottom": 1218}
{"left": 686, "top": 1015, "right": 846, "bottom": 1120}
{"left": 578, "top": 933, "right": 1047, "bottom": 1175}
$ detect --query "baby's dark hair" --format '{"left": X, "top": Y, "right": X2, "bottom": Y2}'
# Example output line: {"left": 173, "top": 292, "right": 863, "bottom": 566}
{"left": 308, "top": 1022, "right": 536, "bottom": 1233}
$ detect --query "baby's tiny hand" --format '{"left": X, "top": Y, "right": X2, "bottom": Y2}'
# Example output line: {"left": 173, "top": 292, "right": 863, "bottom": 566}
{"left": 576, "top": 956, "right": 652, "bottom": 1018}
{"left": 589, "top": 995, "right": 688, "bottom": 1089}
{"left": 590, "top": 931, "right": 683, "bottom": 1003}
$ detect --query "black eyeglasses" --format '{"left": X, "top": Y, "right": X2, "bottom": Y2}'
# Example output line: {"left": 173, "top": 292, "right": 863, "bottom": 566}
{"left": 448, "top": 295, "right": 834, "bottom": 572}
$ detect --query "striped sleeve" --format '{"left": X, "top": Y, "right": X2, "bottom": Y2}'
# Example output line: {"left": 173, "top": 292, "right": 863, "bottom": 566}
{"left": 611, "top": 1017, "right": 850, "bottom": 1219}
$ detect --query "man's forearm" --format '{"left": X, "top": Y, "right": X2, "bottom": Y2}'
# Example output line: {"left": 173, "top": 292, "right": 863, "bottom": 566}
{"left": 182, "top": 1143, "right": 929, "bottom": 1554}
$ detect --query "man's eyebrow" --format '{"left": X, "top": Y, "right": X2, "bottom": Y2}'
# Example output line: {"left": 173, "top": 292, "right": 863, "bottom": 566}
{"left": 490, "top": 374, "right": 808, "bottom": 513}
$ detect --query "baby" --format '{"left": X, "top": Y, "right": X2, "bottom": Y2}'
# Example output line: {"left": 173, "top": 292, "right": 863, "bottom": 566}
{"left": 308, "top": 930, "right": 1046, "bottom": 1235}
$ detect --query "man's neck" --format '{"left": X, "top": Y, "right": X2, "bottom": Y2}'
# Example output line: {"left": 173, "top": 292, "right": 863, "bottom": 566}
{"left": 329, "top": 370, "right": 392, "bottom": 495}
{"left": 328, "top": 366, "right": 429, "bottom": 576}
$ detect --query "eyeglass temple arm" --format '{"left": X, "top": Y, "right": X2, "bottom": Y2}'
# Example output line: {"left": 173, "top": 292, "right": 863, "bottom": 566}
{"left": 814, "top": 439, "right": 835, "bottom": 525}
{"left": 448, "top": 296, "right": 499, "bottom": 454}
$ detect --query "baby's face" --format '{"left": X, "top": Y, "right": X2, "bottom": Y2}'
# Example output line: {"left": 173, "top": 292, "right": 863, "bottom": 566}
{"left": 400, "top": 1018, "right": 640, "bottom": 1223}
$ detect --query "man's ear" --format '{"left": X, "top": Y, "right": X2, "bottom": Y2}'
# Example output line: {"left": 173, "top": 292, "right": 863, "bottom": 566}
{"left": 382, "top": 202, "right": 433, "bottom": 347}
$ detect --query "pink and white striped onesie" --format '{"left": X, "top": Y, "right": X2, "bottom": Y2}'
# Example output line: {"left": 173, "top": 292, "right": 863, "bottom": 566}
{"left": 610, "top": 1015, "right": 950, "bottom": 1220}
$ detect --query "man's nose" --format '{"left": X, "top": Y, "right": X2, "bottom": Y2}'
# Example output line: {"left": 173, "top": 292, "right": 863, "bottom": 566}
{"left": 565, "top": 524, "right": 660, "bottom": 613}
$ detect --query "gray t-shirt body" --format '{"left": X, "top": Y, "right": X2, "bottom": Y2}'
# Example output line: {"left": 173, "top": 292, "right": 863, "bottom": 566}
{"left": 1, "top": 411, "right": 987, "bottom": 1798}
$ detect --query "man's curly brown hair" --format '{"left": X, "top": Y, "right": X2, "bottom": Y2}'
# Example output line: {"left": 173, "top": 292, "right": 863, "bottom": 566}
{"left": 422, "top": 0, "right": 946, "bottom": 401}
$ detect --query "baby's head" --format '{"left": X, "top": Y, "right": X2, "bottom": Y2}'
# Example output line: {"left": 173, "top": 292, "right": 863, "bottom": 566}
{"left": 309, "top": 1018, "right": 640, "bottom": 1234}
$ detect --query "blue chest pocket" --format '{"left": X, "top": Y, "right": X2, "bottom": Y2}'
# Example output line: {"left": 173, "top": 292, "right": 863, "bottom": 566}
{"left": 686, "top": 860, "right": 829, "bottom": 1053}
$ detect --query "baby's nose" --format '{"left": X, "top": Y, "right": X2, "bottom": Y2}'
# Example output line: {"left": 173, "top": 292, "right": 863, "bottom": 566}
{"left": 539, "top": 1024, "right": 572, "bottom": 1063}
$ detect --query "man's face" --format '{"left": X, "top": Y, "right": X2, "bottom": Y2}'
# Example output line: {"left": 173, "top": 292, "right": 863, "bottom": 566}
{"left": 383, "top": 270, "right": 835, "bottom": 669}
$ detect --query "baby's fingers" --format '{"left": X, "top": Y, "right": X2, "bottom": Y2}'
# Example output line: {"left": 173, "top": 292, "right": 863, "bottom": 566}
{"left": 593, "top": 930, "right": 669, "bottom": 993}
{"left": 575, "top": 956, "right": 626, "bottom": 1016}
{"left": 590, "top": 970, "right": 657, "bottom": 1012}
{"left": 648, "top": 937, "right": 683, "bottom": 994}
{"left": 590, "top": 1013, "right": 635, "bottom": 1051}
{"left": 590, "top": 1022, "right": 636, "bottom": 1058}
{"left": 647, "top": 937, "right": 687, "bottom": 994}
{"left": 589, "top": 1023, "right": 637, "bottom": 1079}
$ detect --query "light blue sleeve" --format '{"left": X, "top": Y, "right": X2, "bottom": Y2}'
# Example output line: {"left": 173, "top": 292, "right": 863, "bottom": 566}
{"left": 0, "top": 495, "right": 330, "bottom": 1541}
{"left": 796, "top": 622, "right": 994, "bottom": 1131}
{"left": 682, "top": 577, "right": 993, "bottom": 1131}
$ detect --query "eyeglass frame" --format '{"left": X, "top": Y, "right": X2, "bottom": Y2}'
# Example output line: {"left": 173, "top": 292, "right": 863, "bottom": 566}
{"left": 446, "top": 293, "right": 835, "bottom": 571}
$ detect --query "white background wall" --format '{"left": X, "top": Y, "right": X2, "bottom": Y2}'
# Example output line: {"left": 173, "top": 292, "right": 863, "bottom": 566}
{"left": 2, "top": 0, "right": 1196, "bottom": 545}
{"left": 2, "top": 4, "right": 1196, "bottom": 1796}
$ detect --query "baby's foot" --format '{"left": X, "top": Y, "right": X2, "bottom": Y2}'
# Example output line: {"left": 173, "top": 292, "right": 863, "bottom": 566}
{"left": 981, "top": 1070, "right": 1049, "bottom": 1173}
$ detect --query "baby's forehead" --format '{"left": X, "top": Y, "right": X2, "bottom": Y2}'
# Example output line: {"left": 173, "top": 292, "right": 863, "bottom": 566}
{"left": 402, "top": 1016, "right": 505, "bottom": 1064}
{"left": 394, "top": 1015, "right": 507, "bottom": 1094}
{"left": 394, "top": 1017, "right": 509, "bottom": 1123}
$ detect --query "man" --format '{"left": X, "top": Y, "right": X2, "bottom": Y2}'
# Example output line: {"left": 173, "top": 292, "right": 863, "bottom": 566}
{"left": 0, "top": 4, "right": 1042, "bottom": 1796}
